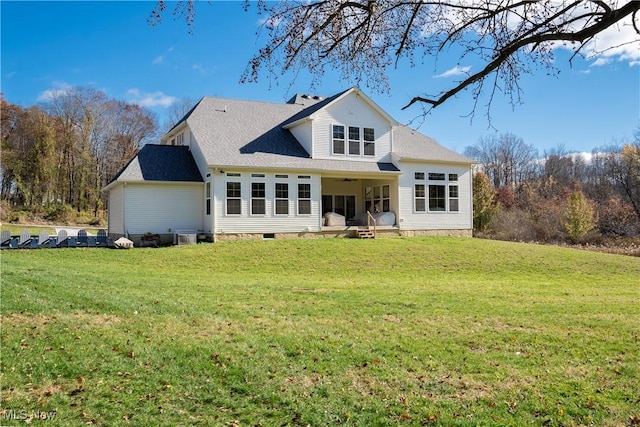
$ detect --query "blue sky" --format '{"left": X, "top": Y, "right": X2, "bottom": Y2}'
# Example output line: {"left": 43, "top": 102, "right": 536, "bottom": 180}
{"left": 1, "top": 1, "right": 638, "bottom": 155}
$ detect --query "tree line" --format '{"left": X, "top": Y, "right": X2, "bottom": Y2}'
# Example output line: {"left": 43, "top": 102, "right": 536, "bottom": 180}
{"left": 467, "top": 131, "right": 640, "bottom": 243}
{"left": 1, "top": 87, "right": 158, "bottom": 224}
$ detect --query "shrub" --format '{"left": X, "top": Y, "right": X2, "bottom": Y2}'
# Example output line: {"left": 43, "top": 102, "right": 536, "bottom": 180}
{"left": 598, "top": 196, "right": 640, "bottom": 237}
{"left": 44, "top": 204, "right": 75, "bottom": 225}
{"left": 563, "top": 191, "right": 598, "bottom": 242}
{"left": 0, "top": 201, "right": 20, "bottom": 223}
{"left": 472, "top": 172, "right": 498, "bottom": 232}
{"left": 485, "top": 208, "right": 537, "bottom": 242}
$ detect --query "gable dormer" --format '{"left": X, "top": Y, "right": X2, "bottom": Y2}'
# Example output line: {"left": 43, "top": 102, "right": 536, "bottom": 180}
{"left": 283, "top": 88, "right": 398, "bottom": 162}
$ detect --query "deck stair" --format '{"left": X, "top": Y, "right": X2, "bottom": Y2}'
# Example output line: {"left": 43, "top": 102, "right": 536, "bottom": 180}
{"left": 356, "top": 228, "right": 376, "bottom": 239}
{"left": 356, "top": 211, "right": 377, "bottom": 239}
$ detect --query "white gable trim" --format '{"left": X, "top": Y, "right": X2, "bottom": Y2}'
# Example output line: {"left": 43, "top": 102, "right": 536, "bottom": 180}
{"left": 283, "top": 87, "right": 399, "bottom": 130}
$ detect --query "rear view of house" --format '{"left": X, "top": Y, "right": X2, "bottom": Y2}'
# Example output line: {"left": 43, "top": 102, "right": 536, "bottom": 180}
{"left": 104, "top": 88, "right": 474, "bottom": 244}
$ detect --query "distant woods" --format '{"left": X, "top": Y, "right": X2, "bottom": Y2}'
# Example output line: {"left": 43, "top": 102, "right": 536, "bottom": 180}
{"left": 465, "top": 132, "right": 640, "bottom": 243}
{"left": 1, "top": 87, "right": 158, "bottom": 224}
{"left": 1, "top": 88, "right": 638, "bottom": 244}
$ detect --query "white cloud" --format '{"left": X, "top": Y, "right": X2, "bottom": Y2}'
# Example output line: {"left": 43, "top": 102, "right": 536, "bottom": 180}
{"left": 152, "top": 55, "right": 164, "bottom": 65}
{"left": 37, "top": 81, "right": 72, "bottom": 101}
{"left": 581, "top": 15, "right": 640, "bottom": 66}
{"left": 590, "top": 57, "right": 611, "bottom": 67}
{"left": 192, "top": 63, "right": 205, "bottom": 74}
{"left": 126, "top": 89, "right": 176, "bottom": 108}
{"left": 434, "top": 65, "right": 471, "bottom": 78}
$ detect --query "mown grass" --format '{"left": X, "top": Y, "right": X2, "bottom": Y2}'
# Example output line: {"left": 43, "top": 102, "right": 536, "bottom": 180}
{"left": 1, "top": 224, "right": 57, "bottom": 236}
{"left": 1, "top": 237, "right": 639, "bottom": 426}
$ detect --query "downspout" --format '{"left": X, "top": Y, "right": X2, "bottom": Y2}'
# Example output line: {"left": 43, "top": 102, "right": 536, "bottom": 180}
{"left": 122, "top": 183, "right": 127, "bottom": 238}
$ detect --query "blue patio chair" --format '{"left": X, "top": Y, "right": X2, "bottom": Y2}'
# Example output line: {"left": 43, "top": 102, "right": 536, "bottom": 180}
{"left": 77, "top": 229, "right": 88, "bottom": 247}
{"left": 97, "top": 229, "right": 109, "bottom": 246}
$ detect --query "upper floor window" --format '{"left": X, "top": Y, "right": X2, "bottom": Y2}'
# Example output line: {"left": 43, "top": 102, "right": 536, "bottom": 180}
{"left": 348, "top": 126, "right": 360, "bottom": 155}
{"left": 332, "top": 125, "right": 375, "bottom": 157}
{"left": 363, "top": 128, "right": 375, "bottom": 156}
{"left": 332, "top": 125, "right": 345, "bottom": 155}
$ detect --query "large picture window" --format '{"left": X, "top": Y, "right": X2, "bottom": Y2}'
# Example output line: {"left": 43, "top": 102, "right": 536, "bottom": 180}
{"left": 298, "top": 183, "right": 311, "bottom": 215}
{"left": 429, "top": 185, "right": 446, "bottom": 211}
{"left": 332, "top": 125, "right": 345, "bottom": 155}
{"left": 226, "top": 182, "right": 241, "bottom": 215}
{"left": 251, "top": 182, "right": 266, "bottom": 215}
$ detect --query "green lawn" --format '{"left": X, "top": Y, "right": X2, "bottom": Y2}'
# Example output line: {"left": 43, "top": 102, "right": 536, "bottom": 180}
{"left": 1, "top": 224, "right": 57, "bottom": 236}
{"left": 1, "top": 238, "right": 639, "bottom": 426}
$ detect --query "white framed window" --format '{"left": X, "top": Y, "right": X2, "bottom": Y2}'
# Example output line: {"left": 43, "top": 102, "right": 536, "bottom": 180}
{"left": 429, "top": 185, "right": 446, "bottom": 212}
{"left": 363, "top": 128, "right": 375, "bottom": 156}
{"left": 415, "top": 172, "right": 425, "bottom": 180}
{"left": 332, "top": 125, "right": 345, "bottom": 155}
{"left": 449, "top": 185, "right": 459, "bottom": 212}
{"left": 415, "top": 184, "right": 426, "bottom": 212}
{"left": 226, "top": 182, "right": 241, "bottom": 215}
{"left": 205, "top": 182, "right": 211, "bottom": 215}
{"left": 251, "top": 182, "right": 266, "bottom": 215}
{"left": 348, "top": 126, "right": 360, "bottom": 155}
{"left": 298, "top": 183, "right": 311, "bottom": 215}
{"left": 449, "top": 173, "right": 458, "bottom": 182}
{"left": 176, "top": 133, "right": 184, "bottom": 145}
{"left": 429, "top": 172, "right": 446, "bottom": 181}
{"left": 275, "top": 183, "right": 289, "bottom": 215}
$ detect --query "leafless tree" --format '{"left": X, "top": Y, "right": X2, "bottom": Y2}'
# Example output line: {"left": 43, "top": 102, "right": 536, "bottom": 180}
{"left": 150, "top": 1, "right": 640, "bottom": 118}
{"left": 464, "top": 132, "right": 538, "bottom": 188}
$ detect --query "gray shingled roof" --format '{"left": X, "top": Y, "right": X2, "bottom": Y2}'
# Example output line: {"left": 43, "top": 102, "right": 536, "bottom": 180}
{"left": 392, "top": 125, "right": 474, "bottom": 164}
{"left": 109, "top": 144, "right": 203, "bottom": 184}
{"left": 183, "top": 88, "right": 471, "bottom": 173}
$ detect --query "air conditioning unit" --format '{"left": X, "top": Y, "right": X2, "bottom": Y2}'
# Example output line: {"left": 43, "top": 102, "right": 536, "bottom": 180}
{"left": 174, "top": 231, "right": 197, "bottom": 245}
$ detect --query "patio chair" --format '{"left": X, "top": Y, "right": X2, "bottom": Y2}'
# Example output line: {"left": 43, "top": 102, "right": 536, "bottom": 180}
{"left": 38, "top": 230, "right": 56, "bottom": 248}
{"left": 1, "top": 230, "right": 17, "bottom": 249}
{"left": 96, "top": 229, "right": 109, "bottom": 247}
{"left": 19, "top": 229, "right": 38, "bottom": 249}
{"left": 77, "top": 229, "right": 88, "bottom": 247}
{"left": 56, "top": 230, "right": 77, "bottom": 248}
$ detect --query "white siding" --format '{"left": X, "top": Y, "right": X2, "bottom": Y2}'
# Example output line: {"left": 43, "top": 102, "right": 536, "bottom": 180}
{"left": 187, "top": 131, "right": 209, "bottom": 180}
{"left": 288, "top": 122, "right": 313, "bottom": 157}
{"left": 123, "top": 183, "right": 204, "bottom": 234}
{"left": 213, "top": 171, "right": 322, "bottom": 234}
{"left": 397, "top": 162, "right": 472, "bottom": 230}
{"left": 108, "top": 184, "right": 124, "bottom": 235}
{"left": 312, "top": 91, "right": 393, "bottom": 162}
